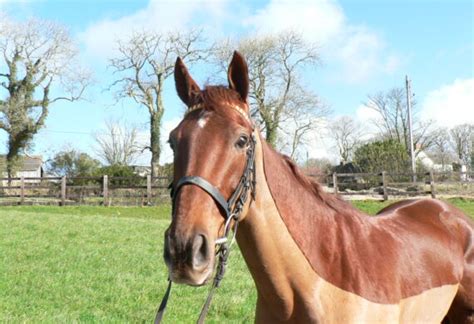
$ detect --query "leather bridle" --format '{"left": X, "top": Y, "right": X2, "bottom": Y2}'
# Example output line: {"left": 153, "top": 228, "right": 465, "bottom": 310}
{"left": 155, "top": 106, "right": 257, "bottom": 324}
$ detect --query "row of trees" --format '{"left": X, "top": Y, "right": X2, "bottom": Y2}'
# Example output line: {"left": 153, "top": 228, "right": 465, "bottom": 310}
{"left": 46, "top": 148, "right": 144, "bottom": 180}
{"left": 0, "top": 14, "right": 328, "bottom": 177}
{"left": 1, "top": 15, "right": 471, "bottom": 178}
{"left": 329, "top": 86, "right": 473, "bottom": 173}
{"left": 45, "top": 118, "right": 173, "bottom": 180}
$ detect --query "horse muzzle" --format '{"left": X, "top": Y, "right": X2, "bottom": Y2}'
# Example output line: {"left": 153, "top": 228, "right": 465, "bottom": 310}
{"left": 163, "top": 229, "right": 215, "bottom": 286}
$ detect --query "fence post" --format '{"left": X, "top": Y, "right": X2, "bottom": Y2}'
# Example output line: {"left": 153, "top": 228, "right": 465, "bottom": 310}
{"left": 146, "top": 175, "right": 152, "bottom": 206}
{"left": 381, "top": 171, "right": 388, "bottom": 201}
{"left": 103, "top": 175, "right": 109, "bottom": 206}
{"left": 332, "top": 172, "right": 338, "bottom": 194}
{"left": 20, "top": 176, "right": 25, "bottom": 205}
{"left": 61, "top": 176, "right": 67, "bottom": 206}
{"left": 429, "top": 171, "right": 436, "bottom": 199}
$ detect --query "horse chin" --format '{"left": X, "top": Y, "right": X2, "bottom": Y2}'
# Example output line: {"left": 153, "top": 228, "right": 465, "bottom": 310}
{"left": 169, "top": 263, "right": 214, "bottom": 287}
{"left": 186, "top": 274, "right": 212, "bottom": 287}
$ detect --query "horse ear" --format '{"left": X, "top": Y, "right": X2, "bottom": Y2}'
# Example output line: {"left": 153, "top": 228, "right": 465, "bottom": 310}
{"left": 228, "top": 51, "right": 249, "bottom": 102}
{"left": 174, "top": 57, "right": 201, "bottom": 107}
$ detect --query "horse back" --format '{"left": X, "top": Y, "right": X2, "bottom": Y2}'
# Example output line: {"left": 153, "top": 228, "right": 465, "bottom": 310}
{"left": 375, "top": 198, "right": 473, "bottom": 287}
{"left": 378, "top": 199, "right": 474, "bottom": 323}
{"left": 377, "top": 198, "right": 473, "bottom": 244}
{"left": 339, "top": 199, "right": 472, "bottom": 302}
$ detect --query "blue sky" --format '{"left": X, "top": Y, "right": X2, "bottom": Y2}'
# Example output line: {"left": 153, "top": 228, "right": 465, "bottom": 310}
{"left": 0, "top": 0, "right": 473, "bottom": 164}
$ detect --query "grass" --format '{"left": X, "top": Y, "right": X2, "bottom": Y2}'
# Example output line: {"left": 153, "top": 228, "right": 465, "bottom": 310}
{"left": 352, "top": 197, "right": 474, "bottom": 217}
{"left": 0, "top": 199, "right": 472, "bottom": 323}
{"left": 0, "top": 205, "right": 256, "bottom": 323}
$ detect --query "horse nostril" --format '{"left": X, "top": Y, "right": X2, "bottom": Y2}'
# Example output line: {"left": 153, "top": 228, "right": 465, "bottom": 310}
{"left": 192, "top": 234, "right": 210, "bottom": 270}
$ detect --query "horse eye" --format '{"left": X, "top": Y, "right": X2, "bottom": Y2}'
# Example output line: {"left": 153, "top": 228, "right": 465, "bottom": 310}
{"left": 236, "top": 135, "right": 249, "bottom": 149}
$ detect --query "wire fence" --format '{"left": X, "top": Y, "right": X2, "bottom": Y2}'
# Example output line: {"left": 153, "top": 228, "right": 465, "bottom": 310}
{"left": 0, "top": 171, "right": 473, "bottom": 206}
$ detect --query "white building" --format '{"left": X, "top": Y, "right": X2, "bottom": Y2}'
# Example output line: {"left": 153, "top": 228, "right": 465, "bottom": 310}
{"left": 416, "top": 151, "right": 453, "bottom": 172}
{"left": 0, "top": 155, "right": 44, "bottom": 183}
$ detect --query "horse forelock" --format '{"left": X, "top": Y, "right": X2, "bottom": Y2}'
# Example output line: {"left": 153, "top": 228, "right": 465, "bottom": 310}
{"left": 189, "top": 86, "right": 251, "bottom": 128}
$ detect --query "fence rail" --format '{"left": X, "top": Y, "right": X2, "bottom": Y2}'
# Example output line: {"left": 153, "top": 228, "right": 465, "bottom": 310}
{"left": 317, "top": 171, "right": 474, "bottom": 201}
{"left": 0, "top": 175, "right": 170, "bottom": 206}
{"left": 0, "top": 171, "right": 473, "bottom": 206}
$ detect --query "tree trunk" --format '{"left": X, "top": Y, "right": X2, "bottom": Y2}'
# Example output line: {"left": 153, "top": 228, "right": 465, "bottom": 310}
{"left": 266, "top": 124, "right": 278, "bottom": 148}
{"left": 150, "top": 110, "right": 163, "bottom": 177}
{"left": 6, "top": 154, "right": 15, "bottom": 180}
{"left": 6, "top": 135, "right": 21, "bottom": 180}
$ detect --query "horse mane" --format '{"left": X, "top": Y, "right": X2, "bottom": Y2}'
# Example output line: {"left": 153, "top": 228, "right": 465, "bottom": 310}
{"left": 199, "top": 85, "right": 355, "bottom": 214}
{"left": 280, "top": 153, "right": 359, "bottom": 215}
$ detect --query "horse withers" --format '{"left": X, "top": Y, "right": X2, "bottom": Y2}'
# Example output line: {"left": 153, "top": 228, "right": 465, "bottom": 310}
{"left": 162, "top": 51, "right": 474, "bottom": 323}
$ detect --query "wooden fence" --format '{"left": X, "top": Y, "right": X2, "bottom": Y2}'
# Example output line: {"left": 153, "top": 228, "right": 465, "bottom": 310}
{"left": 317, "top": 171, "right": 474, "bottom": 201}
{"left": 0, "top": 171, "right": 472, "bottom": 206}
{"left": 0, "top": 175, "right": 170, "bottom": 206}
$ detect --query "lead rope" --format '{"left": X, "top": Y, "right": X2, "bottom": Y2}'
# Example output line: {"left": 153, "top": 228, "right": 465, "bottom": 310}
{"left": 197, "top": 239, "right": 230, "bottom": 324}
{"left": 154, "top": 239, "right": 232, "bottom": 324}
{"left": 154, "top": 279, "right": 172, "bottom": 324}
{"left": 155, "top": 216, "right": 239, "bottom": 324}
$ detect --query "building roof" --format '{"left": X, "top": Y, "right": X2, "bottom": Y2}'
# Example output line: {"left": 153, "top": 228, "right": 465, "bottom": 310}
{"left": 333, "top": 162, "right": 362, "bottom": 174}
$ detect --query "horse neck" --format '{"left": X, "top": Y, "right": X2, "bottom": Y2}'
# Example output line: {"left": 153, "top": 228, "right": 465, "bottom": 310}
{"left": 235, "top": 133, "right": 331, "bottom": 321}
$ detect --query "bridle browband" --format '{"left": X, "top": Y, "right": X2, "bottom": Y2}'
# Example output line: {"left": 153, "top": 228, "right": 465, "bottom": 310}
{"left": 155, "top": 103, "right": 256, "bottom": 324}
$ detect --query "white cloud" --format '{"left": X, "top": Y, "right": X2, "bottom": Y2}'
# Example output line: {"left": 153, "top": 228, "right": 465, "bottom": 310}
{"left": 305, "top": 130, "right": 336, "bottom": 163}
{"left": 245, "top": 0, "right": 400, "bottom": 83}
{"left": 354, "top": 79, "right": 473, "bottom": 140}
{"left": 336, "top": 27, "right": 400, "bottom": 83}
{"left": 80, "top": 0, "right": 400, "bottom": 82}
{"left": 355, "top": 104, "right": 379, "bottom": 124}
{"left": 159, "top": 117, "right": 181, "bottom": 164}
{"left": 80, "top": 0, "right": 228, "bottom": 60}
{"left": 421, "top": 78, "right": 474, "bottom": 128}
{"left": 0, "top": 0, "right": 31, "bottom": 10}
{"left": 244, "top": 0, "right": 345, "bottom": 45}
{"left": 355, "top": 104, "right": 386, "bottom": 138}
{"left": 128, "top": 116, "right": 181, "bottom": 166}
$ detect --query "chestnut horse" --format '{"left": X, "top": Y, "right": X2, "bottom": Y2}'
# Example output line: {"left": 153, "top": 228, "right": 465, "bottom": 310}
{"left": 163, "top": 51, "right": 474, "bottom": 323}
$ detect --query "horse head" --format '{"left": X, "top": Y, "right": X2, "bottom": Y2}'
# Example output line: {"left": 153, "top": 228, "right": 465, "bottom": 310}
{"left": 163, "top": 51, "right": 254, "bottom": 286}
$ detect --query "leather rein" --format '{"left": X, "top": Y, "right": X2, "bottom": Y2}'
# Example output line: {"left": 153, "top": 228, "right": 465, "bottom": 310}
{"left": 155, "top": 106, "right": 257, "bottom": 324}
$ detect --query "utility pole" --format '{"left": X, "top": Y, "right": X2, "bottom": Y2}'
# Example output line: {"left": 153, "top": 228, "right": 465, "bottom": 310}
{"left": 406, "top": 75, "right": 416, "bottom": 183}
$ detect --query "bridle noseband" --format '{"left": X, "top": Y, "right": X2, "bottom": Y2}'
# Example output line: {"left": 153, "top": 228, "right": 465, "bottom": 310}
{"left": 155, "top": 105, "right": 257, "bottom": 324}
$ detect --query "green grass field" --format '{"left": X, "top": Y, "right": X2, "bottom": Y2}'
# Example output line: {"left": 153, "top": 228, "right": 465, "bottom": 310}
{"left": 1, "top": 199, "right": 473, "bottom": 323}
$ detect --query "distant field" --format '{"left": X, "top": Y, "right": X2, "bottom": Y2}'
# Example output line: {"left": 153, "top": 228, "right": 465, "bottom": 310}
{"left": 0, "top": 198, "right": 472, "bottom": 322}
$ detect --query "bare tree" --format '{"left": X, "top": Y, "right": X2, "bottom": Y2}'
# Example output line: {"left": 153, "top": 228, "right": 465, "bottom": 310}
{"left": 450, "top": 123, "right": 473, "bottom": 168}
{"left": 278, "top": 85, "right": 328, "bottom": 161}
{"left": 0, "top": 16, "right": 89, "bottom": 176}
{"left": 330, "top": 116, "right": 364, "bottom": 164}
{"left": 108, "top": 29, "right": 208, "bottom": 176}
{"left": 301, "top": 157, "right": 333, "bottom": 182}
{"left": 94, "top": 119, "right": 140, "bottom": 166}
{"left": 427, "top": 127, "right": 454, "bottom": 169}
{"left": 365, "top": 88, "right": 435, "bottom": 154}
{"left": 214, "top": 31, "right": 326, "bottom": 149}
